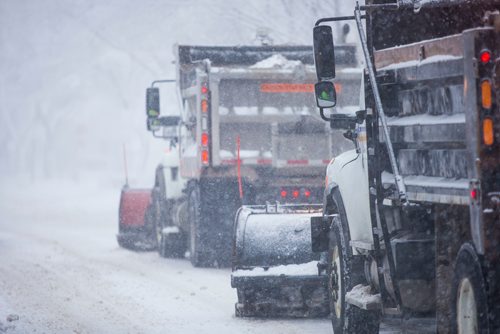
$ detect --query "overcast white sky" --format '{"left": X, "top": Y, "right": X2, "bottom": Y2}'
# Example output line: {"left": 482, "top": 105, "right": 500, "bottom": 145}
{"left": 0, "top": 0, "right": 357, "bottom": 187}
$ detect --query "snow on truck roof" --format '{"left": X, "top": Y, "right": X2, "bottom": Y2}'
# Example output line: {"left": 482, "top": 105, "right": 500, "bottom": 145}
{"left": 176, "top": 44, "right": 357, "bottom": 67}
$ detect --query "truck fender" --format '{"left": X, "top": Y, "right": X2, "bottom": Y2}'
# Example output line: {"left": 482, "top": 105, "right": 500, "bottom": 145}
{"left": 324, "top": 150, "right": 373, "bottom": 254}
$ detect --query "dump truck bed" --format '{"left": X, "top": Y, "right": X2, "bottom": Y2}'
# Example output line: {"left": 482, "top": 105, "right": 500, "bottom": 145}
{"left": 374, "top": 30, "right": 481, "bottom": 205}
{"left": 210, "top": 67, "right": 360, "bottom": 172}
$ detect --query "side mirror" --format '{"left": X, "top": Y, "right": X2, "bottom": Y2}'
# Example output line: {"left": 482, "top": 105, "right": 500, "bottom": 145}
{"left": 315, "top": 81, "right": 337, "bottom": 108}
{"left": 313, "top": 25, "right": 336, "bottom": 80}
{"left": 146, "top": 87, "right": 160, "bottom": 130}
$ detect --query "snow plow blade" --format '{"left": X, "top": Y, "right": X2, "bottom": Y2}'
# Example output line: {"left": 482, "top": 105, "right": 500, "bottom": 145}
{"left": 117, "top": 187, "right": 156, "bottom": 251}
{"left": 231, "top": 204, "right": 329, "bottom": 318}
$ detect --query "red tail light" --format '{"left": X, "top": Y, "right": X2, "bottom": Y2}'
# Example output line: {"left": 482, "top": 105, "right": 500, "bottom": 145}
{"left": 480, "top": 50, "right": 492, "bottom": 64}
{"left": 201, "top": 150, "right": 209, "bottom": 165}
{"left": 280, "top": 190, "right": 287, "bottom": 198}
{"left": 201, "top": 85, "right": 209, "bottom": 94}
{"left": 304, "top": 190, "right": 311, "bottom": 198}
{"left": 470, "top": 188, "right": 478, "bottom": 201}
{"left": 201, "top": 132, "right": 209, "bottom": 147}
{"left": 292, "top": 190, "right": 300, "bottom": 198}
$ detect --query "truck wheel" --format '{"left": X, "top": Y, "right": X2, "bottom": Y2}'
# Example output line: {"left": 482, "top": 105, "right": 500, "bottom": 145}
{"left": 141, "top": 195, "right": 157, "bottom": 250}
{"left": 329, "top": 216, "right": 379, "bottom": 334}
{"left": 451, "top": 243, "right": 489, "bottom": 334}
{"left": 151, "top": 187, "right": 167, "bottom": 256}
{"left": 158, "top": 228, "right": 185, "bottom": 258}
{"left": 152, "top": 187, "right": 185, "bottom": 258}
{"left": 188, "top": 185, "right": 207, "bottom": 267}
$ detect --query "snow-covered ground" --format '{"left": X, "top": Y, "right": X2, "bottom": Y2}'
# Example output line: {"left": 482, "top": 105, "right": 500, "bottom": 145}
{"left": 0, "top": 2, "right": 435, "bottom": 333}
{"left": 0, "top": 179, "right": 437, "bottom": 333}
{"left": 0, "top": 180, "right": 332, "bottom": 333}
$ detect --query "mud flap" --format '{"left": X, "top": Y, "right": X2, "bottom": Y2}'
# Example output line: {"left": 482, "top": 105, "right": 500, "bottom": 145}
{"left": 311, "top": 215, "right": 330, "bottom": 253}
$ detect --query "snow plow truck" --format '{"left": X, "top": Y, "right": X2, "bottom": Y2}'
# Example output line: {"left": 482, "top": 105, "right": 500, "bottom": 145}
{"left": 118, "top": 44, "right": 357, "bottom": 268}
{"left": 230, "top": 44, "right": 363, "bottom": 317}
{"left": 310, "top": 1, "right": 500, "bottom": 333}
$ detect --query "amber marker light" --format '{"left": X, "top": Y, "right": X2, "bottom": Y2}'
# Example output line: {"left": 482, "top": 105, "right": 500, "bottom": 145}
{"left": 483, "top": 118, "right": 494, "bottom": 146}
{"left": 481, "top": 80, "right": 492, "bottom": 109}
{"left": 201, "top": 99, "right": 208, "bottom": 113}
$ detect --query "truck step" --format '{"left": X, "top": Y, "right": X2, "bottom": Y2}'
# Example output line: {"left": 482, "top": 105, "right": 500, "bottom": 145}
{"left": 345, "top": 284, "right": 381, "bottom": 311}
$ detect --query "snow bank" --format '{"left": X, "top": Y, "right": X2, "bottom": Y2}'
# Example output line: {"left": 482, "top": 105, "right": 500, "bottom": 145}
{"left": 382, "top": 171, "right": 468, "bottom": 189}
{"left": 345, "top": 284, "right": 381, "bottom": 310}
{"left": 162, "top": 226, "right": 180, "bottom": 235}
{"left": 250, "top": 54, "right": 302, "bottom": 70}
{"left": 378, "top": 55, "right": 462, "bottom": 71}
{"left": 387, "top": 113, "right": 465, "bottom": 126}
{"left": 232, "top": 260, "right": 319, "bottom": 277}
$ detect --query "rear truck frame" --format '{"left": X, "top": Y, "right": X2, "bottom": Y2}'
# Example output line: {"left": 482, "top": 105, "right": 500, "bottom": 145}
{"left": 143, "top": 45, "right": 359, "bottom": 267}
{"left": 310, "top": 1, "right": 500, "bottom": 333}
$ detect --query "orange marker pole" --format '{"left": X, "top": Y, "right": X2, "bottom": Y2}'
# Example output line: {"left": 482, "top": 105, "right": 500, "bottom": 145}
{"left": 236, "top": 136, "right": 243, "bottom": 199}
{"left": 123, "top": 144, "right": 129, "bottom": 187}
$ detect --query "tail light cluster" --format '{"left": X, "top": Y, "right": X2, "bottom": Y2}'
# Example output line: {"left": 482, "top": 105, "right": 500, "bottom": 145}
{"left": 200, "top": 83, "right": 210, "bottom": 165}
{"left": 478, "top": 49, "right": 495, "bottom": 147}
{"left": 280, "top": 188, "right": 312, "bottom": 200}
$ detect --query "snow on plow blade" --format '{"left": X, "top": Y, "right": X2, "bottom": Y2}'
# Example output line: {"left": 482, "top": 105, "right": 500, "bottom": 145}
{"left": 117, "top": 187, "right": 155, "bottom": 251}
{"left": 231, "top": 204, "right": 329, "bottom": 318}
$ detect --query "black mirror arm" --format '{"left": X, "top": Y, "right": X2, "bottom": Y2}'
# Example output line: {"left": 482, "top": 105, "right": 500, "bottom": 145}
{"left": 319, "top": 107, "right": 333, "bottom": 122}
{"left": 314, "top": 1, "right": 405, "bottom": 27}
{"left": 342, "top": 128, "right": 361, "bottom": 154}
{"left": 151, "top": 79, "right": 176, "bottom": 87}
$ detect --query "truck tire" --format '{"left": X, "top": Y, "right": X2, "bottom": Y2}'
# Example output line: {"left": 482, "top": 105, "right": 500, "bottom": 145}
{"left": 329, "top": 219, "right": 379, "bottom": 333}
{"left": 188, "top": 184, "right": 208, "bottom": 267}
{"left": 152, "top": 176, "right": 185, "bottom": 258}
{"left": 328, "top": 192, "right": 379, "bottom": 334}
{"left": 158, "top": 228, "right": 185, "bottom": 258}
{"left": 151, "top": 187, "right": 167, "bottom": 257}
{"left": 451, "top": 243, "right": 489, "bottom": 334}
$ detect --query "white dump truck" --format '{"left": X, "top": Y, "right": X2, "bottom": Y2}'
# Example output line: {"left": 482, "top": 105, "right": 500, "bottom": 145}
{"left": 119, "top": 44, "right": 358, "bottom": 269}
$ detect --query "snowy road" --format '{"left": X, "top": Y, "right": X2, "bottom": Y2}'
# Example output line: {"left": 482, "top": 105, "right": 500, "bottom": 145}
{"left": 0, "top": 180, "right": 436, "bottom": 334}
{"left": 0, "top": 180, "right": 331, "bottom": 333}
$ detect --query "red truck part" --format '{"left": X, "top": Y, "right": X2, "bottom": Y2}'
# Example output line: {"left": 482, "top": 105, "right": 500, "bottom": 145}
{"left": 117, "top": 187, "right": 155, "bottom": 250}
